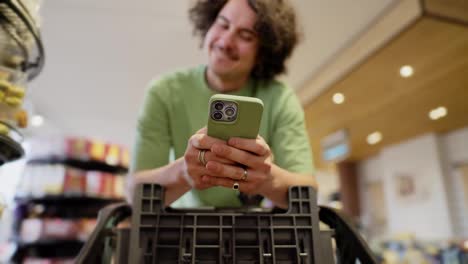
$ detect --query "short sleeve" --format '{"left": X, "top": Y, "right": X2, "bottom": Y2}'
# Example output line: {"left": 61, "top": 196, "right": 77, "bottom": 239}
{"left": 130, "top": 80, "right": 172, "bottom": 173}
{"left": 270, "top": 91, "right": 314, "bottom": 174}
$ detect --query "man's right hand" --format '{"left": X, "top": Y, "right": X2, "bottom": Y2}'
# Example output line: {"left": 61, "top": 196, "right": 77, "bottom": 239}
{"left": 182, "top": 127, "right": 235, "bottom": 189}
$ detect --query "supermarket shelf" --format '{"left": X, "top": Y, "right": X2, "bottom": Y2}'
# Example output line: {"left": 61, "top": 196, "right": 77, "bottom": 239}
{"left": 0, "top": 0, "right": 45, "bottom": 80}
{"left": 15, "top": 195, "right": 124, "bottom": 206}
{"left": 28, "top": 157, "right": 128, "bottom": 174}
{"left": 17, "top": 239, "right": 85, "bottom": 248}
{"left": 0, "top": 133, "right": 23, "bottom": 165}
{"left": 14, "top": 195, "right": 123, "bottom": 220}
{"left": 12, "top": 136, "right": 128, "bottom": 262}
{"left": 15, "top": 204, "right": 113, "bottom": 220}
{"left": 13, "top": 240, "right": 83, "bottom": 262}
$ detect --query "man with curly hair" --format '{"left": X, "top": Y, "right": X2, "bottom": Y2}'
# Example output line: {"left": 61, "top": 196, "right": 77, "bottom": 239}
{"left": 128, "top": 0, "right": 317, "bottom": 209}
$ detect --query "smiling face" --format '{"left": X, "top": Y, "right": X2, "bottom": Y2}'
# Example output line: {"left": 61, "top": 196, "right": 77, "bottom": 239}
{"left": 204, "top": 0, "right": 259, "bottom": 85}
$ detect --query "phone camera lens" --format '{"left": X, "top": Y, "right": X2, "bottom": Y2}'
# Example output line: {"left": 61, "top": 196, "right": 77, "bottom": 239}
{"left": 214, "top": 102, "right": 224, "bottom": 111}
{"left": 225, "top": 107, "right": 235, "bottom": 116}
{"left": 212, "top": 111, "right": 223, "bottom": 120}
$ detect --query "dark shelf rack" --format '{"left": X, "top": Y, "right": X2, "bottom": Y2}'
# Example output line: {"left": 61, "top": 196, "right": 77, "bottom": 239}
{"left": 14, "top": 196, "right": 124, "bottom": 223}
{"left": 0, "top": 133, "right": 23, "bottom": 165}
{"left": 12, "top": 239, "right": 84, "bottom": 262}
{"left": 15, "top": 195, "right": 124, "bottom": 206}
{"left": 28, "top": 157, "right": 129, "bottom": 174}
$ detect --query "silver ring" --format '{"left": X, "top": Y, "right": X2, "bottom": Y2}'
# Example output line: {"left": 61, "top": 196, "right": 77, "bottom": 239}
{"left": 232, "top": 182, "right": 239, "bottom": 190}
{"left": 241, "top": 168, "right": 248, "bottom": 181}
{"left": 198, "top": 150, "right": 207, "bottom": 166}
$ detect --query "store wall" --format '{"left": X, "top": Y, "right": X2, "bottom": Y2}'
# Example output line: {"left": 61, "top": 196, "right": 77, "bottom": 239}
{"left": 441, "top": 127, "right": 468, "bottom": 162}
{"left": 315, "top": 169, "right": 339, "bottom": 204}
{"left": 359, "top": 155, "right": 388, "bottom": 238}
{"left": 359, "top": 133, "right": 454, "bottom": 240}
{"left": 439, "top": 126, "right": 468, "bottom": 237}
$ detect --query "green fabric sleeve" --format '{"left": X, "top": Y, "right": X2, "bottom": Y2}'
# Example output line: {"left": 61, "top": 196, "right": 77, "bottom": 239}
{"left": 270, "top": 90, "right": 315, "bottom": 175}
{"left": 131, "top": 80, "right": 172, "bottom": 172}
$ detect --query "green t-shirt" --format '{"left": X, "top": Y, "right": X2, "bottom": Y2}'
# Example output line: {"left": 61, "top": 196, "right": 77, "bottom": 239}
{"left": 132, "top": 65, "right": 314, "bottom": 207}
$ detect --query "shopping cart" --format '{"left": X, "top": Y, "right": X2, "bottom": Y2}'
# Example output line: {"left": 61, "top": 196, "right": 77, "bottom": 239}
{"left": 76, "top": 183, "right": 377, "bottom": 263}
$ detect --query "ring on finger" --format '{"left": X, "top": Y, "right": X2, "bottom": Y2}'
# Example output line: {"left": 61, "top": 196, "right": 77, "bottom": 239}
{"left": 240, "top": 168, "right": 248, "bottom": 181}
{"left": 198, "top": 150, "right": 207, "bottom": 166}
{"left": 232, "top": 181, "right": 240, "bottom": 190}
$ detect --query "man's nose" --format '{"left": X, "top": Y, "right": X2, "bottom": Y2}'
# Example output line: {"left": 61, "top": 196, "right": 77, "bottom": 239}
{"left": 218, "top": 31, "right": 235, "bottom": 50}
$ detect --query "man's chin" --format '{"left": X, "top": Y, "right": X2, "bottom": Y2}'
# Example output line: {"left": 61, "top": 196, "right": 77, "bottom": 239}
{"left": 209, "top": 65, "right": 235, "bottom": 76}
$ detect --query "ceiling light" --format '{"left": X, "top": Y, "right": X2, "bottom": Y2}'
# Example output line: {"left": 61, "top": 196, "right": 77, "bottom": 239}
{"left": 332, "top": 93, "right": 345, "bottom": 104}
{"left": 367, "top": 131, "right": 382, "bottom": 145}
{"left": 399, "top": 65, "right": 414, "bottom": 78}
{"left": 31, "top": 115, "right": 44, "bottom": 127}
{"left": 429, "top": 106, "right": 447, "bottom": 120}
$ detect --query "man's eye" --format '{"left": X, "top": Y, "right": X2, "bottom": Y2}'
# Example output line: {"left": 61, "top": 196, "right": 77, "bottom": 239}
{"left": 240, "top": 33, "right": 254, "bottom": 41}
{"left": 216, "top": 20, "right": 228, "bottom": 29}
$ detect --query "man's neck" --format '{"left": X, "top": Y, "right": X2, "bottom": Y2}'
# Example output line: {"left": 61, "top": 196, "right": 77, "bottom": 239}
{"left": 205, "top": 68, "right": 249, "bottom": 93}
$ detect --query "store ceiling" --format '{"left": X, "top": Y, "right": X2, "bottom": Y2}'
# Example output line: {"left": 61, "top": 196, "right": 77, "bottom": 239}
{"left": 305, "top": 16, "right": 468, "bottom": 168}
{"left": 26, "top": 0, "right": 395, "bottom": 149}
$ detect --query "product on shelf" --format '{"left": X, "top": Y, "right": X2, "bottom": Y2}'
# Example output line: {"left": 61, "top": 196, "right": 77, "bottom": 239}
{"left": 371, "top": 235, "right": 468, "bottom": 264}
{"left": 20, "top": 218, "right": 97, "bottom": 243}
{"left": 0, "top": 69, "right": 10, "bottom": 80}
{"left": 14, "top": 109, "right": 28, "bottom": 128}
{"left": 4, "top": 96, "right": 21, "bottom": 107}
{"left": 17, "top": 164, "right": 125, "bottom": 199}
{"left": 86, "top": 170, "right": 125, "bottom": 198}
{"left": 5, "top": 84, "right": 25, "bottom": 98}
{"left": 27, "top": 137, "right": 129, "bottom": 169}
{"left": 23, "top": 257, "right": 75, "bottom": 264}
{"left": 4, "top": 55, "right": 24, "bottom": 69}
{"left": 0, "top": 195, "right": 5, "bottom": 217}
{"left": 66, "top": 138, "right": 129, "bottom": 168}
{"left": 0, "top": 122, "right": 8, "bottom": 135}
{"left": 0, "top": 67, "right": 27, "bottom": 126}
{"left": 62, "top": 168, "right": 86, "bottom": 195}
{"left": 0, "top": 79, "right": 9, "bottom": 89}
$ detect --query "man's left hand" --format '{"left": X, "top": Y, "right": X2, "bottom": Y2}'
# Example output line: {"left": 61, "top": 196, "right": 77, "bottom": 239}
{"left": 201, "top": 136, "right": 273, "bottom": 195}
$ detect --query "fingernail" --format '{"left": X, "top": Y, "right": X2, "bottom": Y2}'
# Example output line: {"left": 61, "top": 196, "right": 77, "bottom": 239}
{"left": 192, "top": 136, "right": 200, "bottom": 148}
{"left": 228, "top": 138, "right": 236, "bottom": 145}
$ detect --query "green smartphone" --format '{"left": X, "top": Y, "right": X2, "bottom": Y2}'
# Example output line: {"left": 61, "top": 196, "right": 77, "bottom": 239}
{"left": 207, "top": 94, "right": 263, "bottom": 141}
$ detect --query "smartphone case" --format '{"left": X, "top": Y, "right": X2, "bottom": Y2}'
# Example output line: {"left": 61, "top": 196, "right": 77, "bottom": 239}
{"left": 207, "top": 94, "right": 263, "bottom": 141}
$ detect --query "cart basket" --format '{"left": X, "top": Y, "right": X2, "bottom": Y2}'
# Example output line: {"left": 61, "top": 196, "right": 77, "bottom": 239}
{"left": 76, "top": 183, "right": 377, "bottom": 264}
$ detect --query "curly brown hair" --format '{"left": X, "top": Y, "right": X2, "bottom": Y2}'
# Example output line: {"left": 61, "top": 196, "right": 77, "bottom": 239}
{"left": 189, "top": 0, "right": 299, "bottom": 81}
